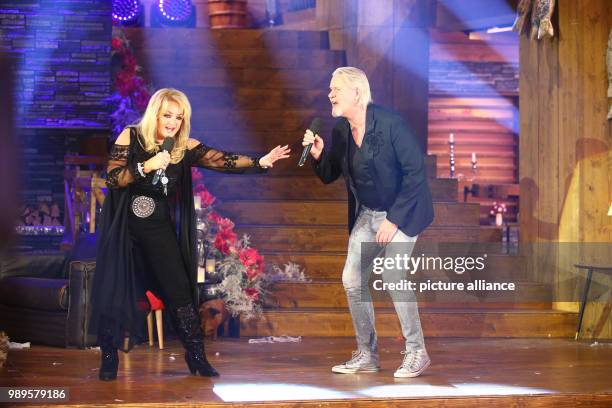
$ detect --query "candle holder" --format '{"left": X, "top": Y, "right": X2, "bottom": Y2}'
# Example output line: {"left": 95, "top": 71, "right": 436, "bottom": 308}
{"left": 265, "top": 0, "right": 280, "bottom": 26}
{"left": 205, "top": 258, "right": 216, "bottom": 274}
{"left": 448, "top": 140, "right": 456, "bottom": 178}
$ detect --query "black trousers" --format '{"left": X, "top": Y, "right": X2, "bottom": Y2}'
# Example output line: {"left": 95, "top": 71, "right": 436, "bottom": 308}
{"left": 128, "top": 208, "right": 193, "bottom": 308}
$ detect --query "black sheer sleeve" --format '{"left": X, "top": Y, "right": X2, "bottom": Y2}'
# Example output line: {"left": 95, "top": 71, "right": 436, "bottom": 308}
{"left": 187, "top": 143, "right": 266, "bottom": 174}
{"left": 106, "top": 144, "right": 145, "bottom": 188}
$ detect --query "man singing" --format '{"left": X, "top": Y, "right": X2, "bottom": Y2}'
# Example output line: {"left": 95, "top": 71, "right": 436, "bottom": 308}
{"left": 302, "top": 67, "right": 434, "bottom": 377}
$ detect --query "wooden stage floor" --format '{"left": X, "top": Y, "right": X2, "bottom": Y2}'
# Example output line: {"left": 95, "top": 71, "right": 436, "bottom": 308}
{"left": 1, "top": 337, "right": 611, "bottom": 407}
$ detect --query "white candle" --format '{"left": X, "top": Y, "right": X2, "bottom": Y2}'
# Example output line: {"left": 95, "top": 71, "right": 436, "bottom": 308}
{"left": 472, "top": 152, "right": 477, "bottom": 163}
{"left": 197, "top": 266, "right": 205, "bottom": 283}
{"left": 205, "top": 258, "right": 215, "bottom": 274}
{"left": 194, "top": 195, "right": 201, "bottom": 209}
{"left": 449, "top": 133, "right": 454, "bottom": 143}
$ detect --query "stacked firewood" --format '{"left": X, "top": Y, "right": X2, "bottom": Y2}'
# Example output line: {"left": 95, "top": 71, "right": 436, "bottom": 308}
{"left": 17, "top": 202, "right": 62, "bottom": 227}
{"left": 0, "top": 331, "right": 8, "bottom": 368}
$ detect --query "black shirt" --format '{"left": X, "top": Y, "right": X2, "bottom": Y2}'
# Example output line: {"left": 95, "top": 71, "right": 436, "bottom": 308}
{"left": 348, "top": 130, "right": 384, "bottom": 210}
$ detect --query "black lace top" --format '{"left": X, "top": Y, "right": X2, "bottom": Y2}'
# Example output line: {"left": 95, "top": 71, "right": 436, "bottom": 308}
{"left": 106, "top": 129, "right": 264, "bottom": 195}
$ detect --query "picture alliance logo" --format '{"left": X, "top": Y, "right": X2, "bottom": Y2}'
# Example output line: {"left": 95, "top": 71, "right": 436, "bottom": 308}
{"left": 371, "top": 254, "right": 489, "bottom": 275}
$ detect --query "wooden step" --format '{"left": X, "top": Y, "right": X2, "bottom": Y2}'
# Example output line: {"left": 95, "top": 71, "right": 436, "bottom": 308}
{"left": 428, "top": 90, "right": 518, "bottom": 198}
{"left": 192, "top": 108, "right": 327, "bottom": 131}
{"left": 265, "top": 281, "right": 552, "bottom": 309}
{"left": 479, "top": 226, "right": 504, "bottom": 242}
{"left": 217, "top": 201, "right": 479, "bottom": 226}
{"left": 428, "top": 147, "right": 517, "bottom": 156}
{"left": 263, "top": 252, "right": 531, "bottom": 281}
{"left": 187, "top": 108, "right": 331, "bottom": 132}
{"left": 429, "top": 109, "right": 515, "bottom": 121}
{"left": 151, "top": 68, "right": 333, "bottom": 89}
{"left": 240, "top": 308, "right": 576, "bottom": 338}
{"left": 195, "top": 130, "right": 331, "bottom": 153}
{"left": 430, "top": 97, "right": 518, "bottom": 109}
{"left": 451, "top": 175, "right": 518, "bottom": 184}
{"left": 198, "top": 154, "right": 439, "bottom": 178}
{"left": 185, "top": 88, "right": 331, "bottom": 110}
{"left": 429, "top": 121, "right": 514, "bottom": 134}
{"left": 195, "top": 125, "right": 329, "bottom": 152}
{"left": 204, "top": 175, "right": 457, "bottom": 201}
{"left": 204, "top": 175, "right": 349, "bottom": 200}
{"left": 434, "top": 166, "right": 516, "bottom": 181}
{"left": 136, "top": 49, "right": 345, "bottom": 70}
{"left": 125, "top": 28, "right": 330, "bottom": 50}
{"left": 436, "top": 159, "right": 516, "bottom": 169}
{"left": 429, "top": 132, "right": 517, "bottom": 146}
{"left": 263, "top": 251, "right": 345, "bottom": 280}
{"left": 237, "top": 225, "right": 481, "bottom": 252}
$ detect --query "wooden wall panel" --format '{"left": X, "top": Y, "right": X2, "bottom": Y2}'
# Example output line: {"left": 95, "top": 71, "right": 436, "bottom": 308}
{"left": 519, "top": 0, "right": 612, "bottom": 339}
{"left": 519, "top": 36, "right": 540, "bottom": 242}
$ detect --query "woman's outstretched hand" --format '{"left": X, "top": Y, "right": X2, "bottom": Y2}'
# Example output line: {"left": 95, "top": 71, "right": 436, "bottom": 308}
{"left": 259, "top": 145, "right": 291, "bottom": 168}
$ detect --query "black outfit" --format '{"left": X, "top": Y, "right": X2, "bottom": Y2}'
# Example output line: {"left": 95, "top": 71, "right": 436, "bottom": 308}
{"left": 312, "top": 103, "right": 434, "bottom": 237}
{"left": 89, "top": 127, "right": 264, "bottom": 379}
{"left": 348, "top": 130, "right": 384, "bottom": 210}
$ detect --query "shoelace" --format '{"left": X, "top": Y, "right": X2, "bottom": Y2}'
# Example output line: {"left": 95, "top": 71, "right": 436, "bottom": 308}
{"left": 400, "top": 349, "right": 424, "bottom": 370}
{"left": 348, "top": 350, "right": 367, "bottom": 365}
{"left": 399, "top": 350, "right": 413, "bottom": 369}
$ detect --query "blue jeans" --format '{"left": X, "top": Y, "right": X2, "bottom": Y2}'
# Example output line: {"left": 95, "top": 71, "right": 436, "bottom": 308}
{"left": 342, "top": 207, "right": 425, "bottom": 355}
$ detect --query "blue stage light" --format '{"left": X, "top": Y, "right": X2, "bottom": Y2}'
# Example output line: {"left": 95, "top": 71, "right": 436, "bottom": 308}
{"left": 157, "top": 0, "right": 193, "bottom": 22}
{"left": 112, "top": 0, "right": 141, "bottom": 23}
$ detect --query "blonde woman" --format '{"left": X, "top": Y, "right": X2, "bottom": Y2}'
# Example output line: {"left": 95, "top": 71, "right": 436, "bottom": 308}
{"left": 90, "top": 88, "right": 290, "bottom": 381}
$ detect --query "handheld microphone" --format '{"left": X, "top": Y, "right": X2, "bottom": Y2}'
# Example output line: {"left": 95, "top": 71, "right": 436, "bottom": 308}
{"left": 298, "top": 117, "right": 321, "bottom": 167}
{"left": 152, "top": 137, "right": 175, "bottom": 185}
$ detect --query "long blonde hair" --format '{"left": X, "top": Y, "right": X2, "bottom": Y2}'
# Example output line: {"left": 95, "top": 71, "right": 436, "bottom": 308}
{"left": 332, "top": 67, "right": 373, "bottom": 110}
{"left": 136, "top": 88, "right": 191, "bottom": 163}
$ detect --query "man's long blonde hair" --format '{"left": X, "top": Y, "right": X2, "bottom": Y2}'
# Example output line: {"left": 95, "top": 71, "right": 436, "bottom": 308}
{"left": 136, "top": 88, "right": 191, "bottom": 163}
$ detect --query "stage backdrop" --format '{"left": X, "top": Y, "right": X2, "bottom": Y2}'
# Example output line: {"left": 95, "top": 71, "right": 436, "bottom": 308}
{"left": 1, "top": 0, "right": 111, "bottom": 247}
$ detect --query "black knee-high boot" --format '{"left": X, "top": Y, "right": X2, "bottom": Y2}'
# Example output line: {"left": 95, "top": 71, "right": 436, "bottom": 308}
{"left": 170, "top": 303, "right": 219, "bottom": 377}
{"left": 97, "top": 321, "right": 119, "bottom": 381}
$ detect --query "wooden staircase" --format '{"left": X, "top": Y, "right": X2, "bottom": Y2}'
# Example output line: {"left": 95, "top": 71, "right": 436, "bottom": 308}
{"left": 126, "top": 28, "right": 577, "bottom": 339}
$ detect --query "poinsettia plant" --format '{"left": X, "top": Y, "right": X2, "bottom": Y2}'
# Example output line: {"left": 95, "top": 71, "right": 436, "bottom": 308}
{"left": 192, "top": 169, "right": 267, "bottom": 319}
{"left": 192, "top": 169, "right": 309, "bottom": 319}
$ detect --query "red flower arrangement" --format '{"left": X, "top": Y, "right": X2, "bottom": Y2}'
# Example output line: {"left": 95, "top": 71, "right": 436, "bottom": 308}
{"left": 193, "top": 169, "right": 268, "bottom": 318}
{"left": 107, "top": 27, "right": 152, "bottom": 139}
{"left": 214, "top": 227, "right": 237, "bottom": 256}
{"left": 490, "top": 201, "right": 508, "bottom": 215}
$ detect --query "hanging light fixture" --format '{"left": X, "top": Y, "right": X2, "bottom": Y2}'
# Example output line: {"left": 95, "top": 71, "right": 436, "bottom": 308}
{"left": 112, "top": 0, "right": 142, "bottom": 25}
{"left": 154, "top": 0, "right": 195, "bottom": 26}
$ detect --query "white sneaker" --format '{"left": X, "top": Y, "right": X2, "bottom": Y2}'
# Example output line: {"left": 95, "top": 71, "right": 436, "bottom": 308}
{"left": 393, "top": 349, "right": 430, "bottom": 378}
{"left": 331, "top": 350, "right": 380, "bottom": 374}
